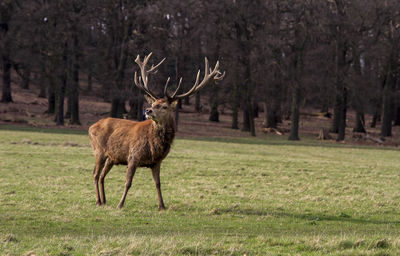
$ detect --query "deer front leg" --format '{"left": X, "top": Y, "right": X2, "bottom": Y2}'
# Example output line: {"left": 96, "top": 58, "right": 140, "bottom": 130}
{"left": 99, "top": 158, "right": 113, "bottom": 205}
{"left": 118, "top": 162, "right": 137, "bottom": 209}
{"left": 151, "top": 162, "right": 166, "bottom": 210}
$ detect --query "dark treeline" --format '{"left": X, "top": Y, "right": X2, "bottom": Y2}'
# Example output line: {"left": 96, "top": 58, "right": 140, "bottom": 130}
{"left": 1, "top": 0, "right": 399, "bottom": 140}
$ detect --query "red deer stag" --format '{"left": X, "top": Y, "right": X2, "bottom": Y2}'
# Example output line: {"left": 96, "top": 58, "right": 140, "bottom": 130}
{"left": 89, "top": 53, "right": 224, "bottom": 209}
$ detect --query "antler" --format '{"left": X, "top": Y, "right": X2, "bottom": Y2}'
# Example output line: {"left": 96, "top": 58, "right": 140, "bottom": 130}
{"left": 134, "top": 52, "right": 166, "bottom": 100}
{"left": 164, "top": 57, "right": 225, "bottom": 102}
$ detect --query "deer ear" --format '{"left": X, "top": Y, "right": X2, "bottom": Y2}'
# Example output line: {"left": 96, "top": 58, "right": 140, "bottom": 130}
{"left": 170, "top": 100, "right": 178, "bottom": 110}
{"left": 144, "top": 95, "right": 155, "bottom": 104}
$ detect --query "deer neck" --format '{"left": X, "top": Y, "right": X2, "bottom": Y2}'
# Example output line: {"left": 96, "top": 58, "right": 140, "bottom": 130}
{"left": 151, "top": 116, "right": 176, "bottom": 146}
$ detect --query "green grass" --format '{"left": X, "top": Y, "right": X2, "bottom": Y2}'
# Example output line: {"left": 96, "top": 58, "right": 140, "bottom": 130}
{"left": 1, "top": 125, "right": 400, "bottom": 255}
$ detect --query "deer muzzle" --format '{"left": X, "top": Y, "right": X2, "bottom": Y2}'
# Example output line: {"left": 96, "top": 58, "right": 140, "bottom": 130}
{"left": 145, "top": 108, "right": 154, "bottom": 119}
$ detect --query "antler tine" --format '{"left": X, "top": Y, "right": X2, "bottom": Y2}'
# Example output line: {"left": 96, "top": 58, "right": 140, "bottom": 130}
{"left": 212, "top": 60, "right": 219, "bottom": 73}
{"left": 171, "top": 77, "right": 183, "bottom": 98}
{"left": 204, "top": 57, "right": 209, "bottom": 78}
{"left": 178, "top": 70, "right": 199, "bottom": 97}
{"left": 133, "top": 53, "right": 165, "bottom": 100}
{"left": 134, "top": 54, "right": 142, "bottom": 66}
{"left": 215, "top": 71, "right": 226, "bottom": 81}
{"left": 164, "top": 77, "right": 184, "bottom": 100}
{"left": 142, "top": 52, "right": 152, "bottom": 67}
{"left": 168, "top": 58, "right": 225, "bottom": 101}
{"left": 164, "top": 77, "right": 171, "bottom": 98}
{"left": 211, "top": 60, "right": 225, "bottom": 82}
{"left": 134, "top": 71, "right": 154, "bottom": 99}
{"left": 194, "top": 70, "right": 201, "bottom": 87}
{"left": 193, "top": 58, "right": 219, "bottom": 92}
{"left": 148, "top": 58, "right": 166, "bottom": 74}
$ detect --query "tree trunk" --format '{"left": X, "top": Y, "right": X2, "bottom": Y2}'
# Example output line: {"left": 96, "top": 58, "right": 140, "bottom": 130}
{"left": 288, "top": 86, "right": 300, "bottom": 140}
{"left": 22, "top": 66, "right": 31, "bottom": 90}
{"left": 70, "top": 32, "right": 80, "bottom": 125}
{"left": 264, "top": 100, "right": 281, "bottom": 128}
{"left": 195, "top": 92, "right": 201, "bottom": 112}
{"left": 242, "top": 96, "right": 255, "bottom": 136}
{"left": 87, "top": 65, "right": 92, "bottom": 92}
{"left": 336, "top": 87, "right": 347, "bottom": 141}
{"left": 320, "top": 102, "right": 329, "bottom": 113}
{"left": 38, "top": 78, "right": 47, "bottom": 98}
{"left": 47, "top": 82, "right": 55, "bottom": 114}
{"left": 174, "top": 107, "right": 179, "bottom": 132}
{"left": 394, "top": 105, "right": 400, "bottom": 126}
{"left": 231, "top": 83, "right": 240, "bottom": 130}
{"left": 110, "top": 97, "right": 124, "bottom": 118}
{"left": 127, "top": 89, "right": 143, "bottom": 120}
{"left": 351, "top": 45, "right": 365, "bottom": 133}
{"left": 331, "top": 85, "right": 342, "bottom": 133}
{"left": 381, "top": 55, "right": 397, "bottom": 137}
{"left": 55, "top": 77, "right": 66, "bottom": 125}
{"left": 209, "top": 105, "right": 219, "bottom": 122}
{"left": 183, "top": 96, "right": 190, "bottom": 105}
{"left": 56, "top": 43, "right": 68, "bottom": 126}
{"left": 242, "top": 63, "right": 255, "bottom": 136}
{"left": 136, "top": 91, "right": 144, "bottom": 121}
{"left": 1, "top": 52, "right": 13, "bottom": 103}
{"left": 14, "top": 64, "right": 31, "bottom": 90}
{"left": 381, "top": 92, "right": 394, "bottom": 137}
{"left": 175, "top": 99, "right": 181, "bottom": 110}
{"left": 331, "top": 18, "right": 348, "bottom": 134}
{"left": 288, "top": 41, "right": 304, "bottom": 141}
{"left": 65, "top": 96, "right": 71, "bottom": 119}
{"left": 1, "top": 9, "right": 13, "bottom": 103}
{"left": 354, "top": 111, "right": 366, "bottom": 133}
{"left": 265, "top": 104, "right": 277, "bottom": 128}
{"left": 128, "top": 99, "right": 137, "bottom": 120}
{"left": 209, "top": 84, "right": 219, "bottom": 122}
{"left": 242, "top": 104, "right": 250, "bottom": 132}
{"left": 371, "top": 112, "right": 380, "bottom": 128}
{"left": 110, "top": 14, "right": 131, "bottom": 119}
{"left": 253, "top": 101, "right": 259, "bottom": 118}
{"left": 38, "top": 61, "right": 48, "bottom": 98}
{"left": 262, "top": 102, "right": 268, "bottom": 128}
{"left": 371, "top": 98, "right": 381, "bottom": 128}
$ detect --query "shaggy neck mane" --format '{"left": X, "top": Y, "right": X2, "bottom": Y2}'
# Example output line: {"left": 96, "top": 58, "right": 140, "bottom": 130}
{"left": 151, "top": 116, "right": 176, "bottom": 150}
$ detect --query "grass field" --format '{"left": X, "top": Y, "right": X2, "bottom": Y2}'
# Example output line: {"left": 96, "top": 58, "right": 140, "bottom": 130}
{"left": 1, "top": 125, "right": 400, "bottom": 255}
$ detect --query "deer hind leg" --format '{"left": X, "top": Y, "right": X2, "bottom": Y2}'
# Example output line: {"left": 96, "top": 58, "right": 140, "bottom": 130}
{"left": 151, "top": 163, "right": 166, "bottom": 210}
{"left": 99, "top": 158, "right": 114, "bottom": 205}
{"left": 93, "top": 156, "right": 106, "bottom": 206}
{"left": 117, "top": 162, "right": 137, "bottom": 209}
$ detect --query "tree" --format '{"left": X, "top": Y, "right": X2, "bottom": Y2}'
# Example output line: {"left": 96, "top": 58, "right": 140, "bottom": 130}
{"left": 0, "top": 1, "right": 17, "bottom": 103}
{"left": 380, "top": 1, "right": 400, "bottom": 137}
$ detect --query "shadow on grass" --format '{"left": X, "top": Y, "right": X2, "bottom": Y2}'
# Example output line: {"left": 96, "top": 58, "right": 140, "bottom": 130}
{"left": 3, "top": 204, "right": 399, "bottom": 239}
{"left": 184, "top": 136, "right": 399, "bottom": 151}
{"left": 217, "top": 206, "right": 400, "bottom": 225}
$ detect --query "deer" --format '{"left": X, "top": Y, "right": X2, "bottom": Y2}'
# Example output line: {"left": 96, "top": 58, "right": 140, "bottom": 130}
{"left": 88, "top": 53, "right": 225, "bottom": 210}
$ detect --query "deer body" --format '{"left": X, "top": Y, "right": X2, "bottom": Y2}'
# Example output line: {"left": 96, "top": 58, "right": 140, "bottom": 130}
{"left": 89, "top": 53, "right": 224, "bottom": 210}
{"left": 90, "top": 117, "right": 174, "bottom": 167}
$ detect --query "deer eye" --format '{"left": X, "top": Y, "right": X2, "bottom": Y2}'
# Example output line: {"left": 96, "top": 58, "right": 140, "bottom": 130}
{"left": 162, "top": 106, "right": 168, "bottom": 109}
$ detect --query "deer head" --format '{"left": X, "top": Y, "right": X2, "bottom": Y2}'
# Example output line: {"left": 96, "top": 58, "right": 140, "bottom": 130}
{"left": 133, "top": 52, "right": 225, "bottom": 123}
{"left": 143, "top": 98, "right": 175, "bottom": 124}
